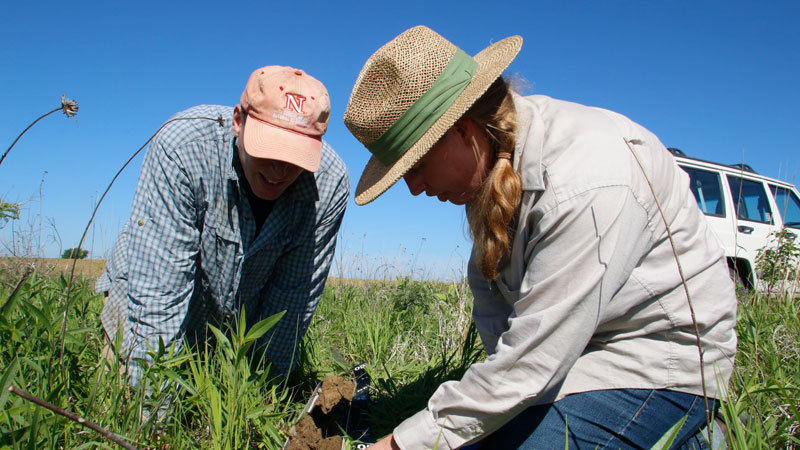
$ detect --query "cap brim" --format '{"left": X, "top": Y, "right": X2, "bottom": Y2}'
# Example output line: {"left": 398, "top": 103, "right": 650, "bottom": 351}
{"left": 354, "top": 35, "right": 523, "bottom": 205}
{"left": 243, "top": 115, "right": 322, "bottom": 172}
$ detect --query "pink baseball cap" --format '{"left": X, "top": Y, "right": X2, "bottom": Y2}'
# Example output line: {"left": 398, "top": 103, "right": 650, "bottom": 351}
{"left": 240, "top": 66, "right": 331, "bottom": 172}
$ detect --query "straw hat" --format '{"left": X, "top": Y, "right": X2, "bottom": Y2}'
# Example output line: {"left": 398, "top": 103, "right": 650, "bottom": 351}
{"left": 344, "top": 25, "right": 522, "bottom": 205}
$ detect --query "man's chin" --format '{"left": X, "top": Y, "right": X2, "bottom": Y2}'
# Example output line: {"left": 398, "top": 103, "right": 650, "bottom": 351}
{"left": 254, "top": 185, "right": 288, "bottom": 200}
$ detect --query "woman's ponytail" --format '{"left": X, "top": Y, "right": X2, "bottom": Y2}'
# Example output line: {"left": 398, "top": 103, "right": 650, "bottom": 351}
{"left": 466, "top": 77, "right": 522, "bottom": 280}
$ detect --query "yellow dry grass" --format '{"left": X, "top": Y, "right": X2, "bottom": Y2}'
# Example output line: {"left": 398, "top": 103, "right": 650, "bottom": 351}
{"left": 0, "top": 257, "right": 106, "bottom": 280}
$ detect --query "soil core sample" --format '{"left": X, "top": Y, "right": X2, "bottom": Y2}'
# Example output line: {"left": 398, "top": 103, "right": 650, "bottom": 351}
{"left": 287, "top": 375, "right": 356, "bottom": 450}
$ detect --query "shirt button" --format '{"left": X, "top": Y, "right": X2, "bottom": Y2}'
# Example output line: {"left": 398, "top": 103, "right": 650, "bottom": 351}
{"left": 138, "top": 219, "right": 145, "bottom": 226}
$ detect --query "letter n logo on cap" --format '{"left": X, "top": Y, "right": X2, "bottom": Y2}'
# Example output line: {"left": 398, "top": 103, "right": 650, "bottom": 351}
{"left": 285, "top": 93, "right": 306, "bottom": 114}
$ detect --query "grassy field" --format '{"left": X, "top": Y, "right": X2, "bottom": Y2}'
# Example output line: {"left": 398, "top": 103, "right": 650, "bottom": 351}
{"left": 0, "top": 265, "right": 798, "bottom": 449}
{"left": 0, "top": 257, "right": 107, "bottom": 280}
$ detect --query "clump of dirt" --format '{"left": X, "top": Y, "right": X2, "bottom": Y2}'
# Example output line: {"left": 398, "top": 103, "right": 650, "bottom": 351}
{"left": 287, "top": 416, "right": 342, "bottom": 450}
{"left": 287, "top": 375, "right": 355, "bottom": 450}
{"left": 317, "top": 375, "right": 355, "bottom": 414}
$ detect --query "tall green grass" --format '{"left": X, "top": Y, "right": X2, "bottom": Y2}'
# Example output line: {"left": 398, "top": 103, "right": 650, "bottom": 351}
{"left": 722, "top": 291, "right": 800, "bottom": 449}
{"left": 0, "top": 270, "right": 294, "bottom": 449}
{"left": 1, "top": 266, "right": 798, "bottom": 449}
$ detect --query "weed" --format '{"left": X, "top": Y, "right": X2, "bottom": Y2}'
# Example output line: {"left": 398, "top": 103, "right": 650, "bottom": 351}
{"left": 755, "top": 228, "right": 800, "bottom": 297}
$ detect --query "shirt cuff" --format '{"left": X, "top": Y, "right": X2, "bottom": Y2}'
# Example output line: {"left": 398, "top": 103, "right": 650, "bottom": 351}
{"left": 394, "top": 409, "right": 445, "bottom": 449}
{"left": 393, "top": 408, "right": 484, "bottom": 450}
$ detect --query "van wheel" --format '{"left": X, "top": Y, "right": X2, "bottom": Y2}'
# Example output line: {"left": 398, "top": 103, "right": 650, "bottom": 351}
{"left": 729, "top": 266, "right": 747, "bottom": 298}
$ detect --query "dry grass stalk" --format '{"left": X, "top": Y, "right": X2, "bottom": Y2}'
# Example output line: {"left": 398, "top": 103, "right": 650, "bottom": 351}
{"left": 1, "top": 95, "right": 78, "bottom": 168}
{"left": 624, "top": 138, "right": 712, "bottom": 442}
{"left": 7, "top": 385, "right": 140, "bottom": 450}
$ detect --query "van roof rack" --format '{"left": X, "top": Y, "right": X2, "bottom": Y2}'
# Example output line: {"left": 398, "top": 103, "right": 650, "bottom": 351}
{"left": 668, "top": 147, "right": 758, "bottom": 174}
{"left": 728, "top": 163, "right": 757, "bottom": 173}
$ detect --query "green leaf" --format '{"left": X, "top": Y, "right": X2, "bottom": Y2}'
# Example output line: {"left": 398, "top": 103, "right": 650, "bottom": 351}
{"left": 0, "top": 358, "right": 19, "bottom": 411}
{"left": 261, "top": 421, "right": 284, "bottom": 445}
{"left": 65, "top": 326, "right": 93, "bottom": 337}
{"left": 238, "top": 307, "right": 248, "bottom": 343}
{"left": 160, "top": 352, "right": 195, "bottom": 369}
{"left": 25, "top": 406, "right": 41, "bottom": 450}
{"left": 0, "top": 284, "right": 24, "bottom": 318}
{"left": 243, "top": 311, "right": 286, "bottom": 344}
{"left": 64, "top": 327, "right": 93, "bottom": 346}
{"left": 235, "top": 341, "right": 256, "bottom": 368}
{"left": 22, "top": 303, "right": 52, "bottom": 335}
{"left": 156, "top": 335, "right": 166, "bottom": 357}
{"left": 159, "top": 368, "right": 199, "bottom": 396}
{"left": 209, "top": 324, "right": 234, "bottom": 360}
{"left": 2, "top": 424, "right": 33, "bottom": 443}
{"left": 18, "top": 357, "right": 44, "bottom": 377}
{"left": 245, "top": 406, "right": 283, "bottom": 420}
{"left": 208, "top": 384, "right": 223, "bottom": 439}
{"left": 72, "top": 443, "right": 115, "bottom": 450}
{"left": 651, "top": 415, "right": 687, "bottom": 450}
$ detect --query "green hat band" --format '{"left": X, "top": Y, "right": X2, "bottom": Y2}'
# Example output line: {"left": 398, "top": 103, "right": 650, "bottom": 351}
{"left": 367, "top": 49, "right": 478, "bottom": 166}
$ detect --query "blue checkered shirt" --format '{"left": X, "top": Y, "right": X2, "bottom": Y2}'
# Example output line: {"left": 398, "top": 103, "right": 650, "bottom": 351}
{"left": 96, "top": 105, "right": 349, "bottom": 381}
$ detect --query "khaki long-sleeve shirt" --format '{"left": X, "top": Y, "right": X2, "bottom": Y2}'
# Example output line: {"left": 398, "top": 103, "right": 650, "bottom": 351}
{"left": 394, "top": 94, "right": 737, "bottom": 449}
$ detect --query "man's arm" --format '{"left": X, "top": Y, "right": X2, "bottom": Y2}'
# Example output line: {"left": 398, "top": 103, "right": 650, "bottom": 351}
{"left": 257, "top": 145, "right": 350, "bottom": 374}
{"left": 123, "top": 132, "right": 201, "bottom": 383}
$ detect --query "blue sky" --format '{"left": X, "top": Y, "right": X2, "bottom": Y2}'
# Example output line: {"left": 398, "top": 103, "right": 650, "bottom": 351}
{"left": 1, "top": 1, "right": 798, "bottom": 280}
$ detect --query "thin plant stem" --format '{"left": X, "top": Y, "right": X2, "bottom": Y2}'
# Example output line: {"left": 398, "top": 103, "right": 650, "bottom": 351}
{"left": 1, "top": 96, "right": 76, "bottom": 169}
{"left": 624, "top": 139, "right": 712, "bottom": 443}
{"left": 0, "top": 107, "right": 61, "bottom": 168}
{"left": 51, "top": 115, "right": 225, "bottom": 405}
{"left": 7, "top": 385, "right": 140, "bottom": 450}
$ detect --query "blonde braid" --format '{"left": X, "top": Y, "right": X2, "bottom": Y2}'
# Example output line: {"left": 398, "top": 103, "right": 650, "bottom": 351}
{"left": 466, "top": 77, "right": 522, "bottom": 279}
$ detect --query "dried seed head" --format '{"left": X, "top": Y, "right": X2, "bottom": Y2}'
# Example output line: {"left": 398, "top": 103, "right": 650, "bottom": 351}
{"left": 60, "top": 94, "right": 79, "bottom": 118}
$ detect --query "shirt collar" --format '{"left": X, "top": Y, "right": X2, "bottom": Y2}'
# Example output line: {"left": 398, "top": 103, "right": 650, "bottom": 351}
{"left": 511, "top": 92, "right": 546, "bottom": 192}
{"left": 226, "top": 136, "right": 239, "bottom": 182}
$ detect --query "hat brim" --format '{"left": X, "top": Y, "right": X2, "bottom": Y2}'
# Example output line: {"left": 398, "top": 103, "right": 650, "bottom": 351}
{"left": 242, "top": 114, "right": 322, "bottom": 172}
{"left": 354, "top": 35, "right": 523, "bottom": 205}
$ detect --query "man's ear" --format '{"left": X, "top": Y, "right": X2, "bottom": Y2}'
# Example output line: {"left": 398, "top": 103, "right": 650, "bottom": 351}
{"left": 232, "top": 105, "right": 244, "bottom": 135}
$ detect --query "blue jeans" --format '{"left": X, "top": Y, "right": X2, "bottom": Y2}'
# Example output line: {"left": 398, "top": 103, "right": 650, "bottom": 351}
{"left": 475, "top": 389, "right": 717, "bottom": 450}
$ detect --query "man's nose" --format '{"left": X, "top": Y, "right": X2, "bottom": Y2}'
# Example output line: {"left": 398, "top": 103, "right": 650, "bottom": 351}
{"left": 266, "top": 160, "right": 289, "bottom": 178}
{"left": 403, "top": 172, "right": 425, "bottom": 196}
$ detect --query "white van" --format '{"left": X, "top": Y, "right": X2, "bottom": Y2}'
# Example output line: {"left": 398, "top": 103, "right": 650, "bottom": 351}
{"left": 670, "top": 148, "right": 800, "bottom": 291}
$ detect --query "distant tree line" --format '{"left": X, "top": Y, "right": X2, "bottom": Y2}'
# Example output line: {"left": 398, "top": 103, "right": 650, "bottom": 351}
{"left": 61, "top": 248, "right": 89, "bottom": 259}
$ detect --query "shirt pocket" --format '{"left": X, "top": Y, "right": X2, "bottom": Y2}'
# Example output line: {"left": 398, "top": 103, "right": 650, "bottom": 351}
{"left": 199, "top": 223, "right": 242, "bottom": 311}
{"left": 491, "top": 275, "right": 521, "bottom": 307}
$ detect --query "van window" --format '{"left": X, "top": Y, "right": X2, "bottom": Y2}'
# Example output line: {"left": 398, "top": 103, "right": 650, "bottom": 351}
{"left": 769, "top": 184, "right": 800, "bottom": 229}
{"left": 727, "top": 175, "right": 773, "bottom": 224}
{"left": 680, "top": 166, "right": 725, "bottom": 216}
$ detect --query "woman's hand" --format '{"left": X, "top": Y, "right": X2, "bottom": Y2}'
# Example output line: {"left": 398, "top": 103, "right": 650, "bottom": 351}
{"left": 367, "top": 434, "right": 400, "bottom": 450}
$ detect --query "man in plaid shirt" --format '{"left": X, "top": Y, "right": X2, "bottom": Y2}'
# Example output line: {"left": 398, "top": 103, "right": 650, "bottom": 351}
{"left": 96, "top": 66, "right": 349, "bottom": 382}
